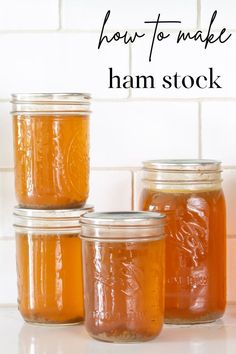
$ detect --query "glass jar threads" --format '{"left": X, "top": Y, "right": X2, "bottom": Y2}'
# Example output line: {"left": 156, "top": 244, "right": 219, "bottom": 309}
{"left": 12, "top": 93, "right": 90, "bottom": 209}
{"left": 80, "top": 211, "right": 166, "bottom": 342}
{"left": 14, "top": 205, "right": 93, "bottom": 325}
{"left": 139, "top": 159, "right": 226, "bottom": 324}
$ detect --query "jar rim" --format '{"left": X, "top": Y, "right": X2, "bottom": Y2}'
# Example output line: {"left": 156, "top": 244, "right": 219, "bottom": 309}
{"left": 11, "top": 93, "right": 91, "bottom": 103}
{"left": 14, "top": 205, "right": 93, "bottom": 218}
{"left": 11, "top": 93, "right": 91, "bottom": 114}
{"left": 80, "top": 212, "right": 166, "bottom": 241}
{"left": 143, "top": 159, "right": 221, "bottom": 172}
{"left": 13, "top": 205, "right": 94, "bottom": 231}
{"left": 80, "top": 211, "right": 166, "bottom": 227}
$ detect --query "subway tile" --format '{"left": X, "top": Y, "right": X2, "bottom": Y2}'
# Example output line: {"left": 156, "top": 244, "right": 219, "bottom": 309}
{"left": 227, "top": 238, "right": 236, "bottom": 303}
{"left": 0, "top": 172, "right": 16, "bottom": 237}
{"left": 62, "top": 0, "right": 196, "bottom": 31}
{"left": 201, "top": 0, "right": 236, "bottom": 29}
{"left": 90, "top": 101, "right": 198, "bottom": 167}
{"left": 0, "top": 240, "right": 17, "bottom": 304}
{"left": 133, "top": 170, "right": 142, "bottom": 211}
{"left": 0, "top": 0, "right": 59, "bottom": 30}
{"left": 131, "top": 30, "right": 236, "bottom": 98}
{"left": 0, "top": 33, "right": 129, "bottom": 99}
{"left": 0, "top": 102, "right": 13, "bottom": 168}
{"left": 88, "top": 170, "right": 132, "bottom": 211}
{"left": 223, "top": 170, "right": 236, "bottom": 236}
{"left": 202, "top": 102, "right": 236, "bottom": 165}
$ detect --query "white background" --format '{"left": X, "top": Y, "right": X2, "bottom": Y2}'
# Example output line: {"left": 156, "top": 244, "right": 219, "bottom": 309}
{"left": 0, "top": 0, "right": 236, "bottom": 305}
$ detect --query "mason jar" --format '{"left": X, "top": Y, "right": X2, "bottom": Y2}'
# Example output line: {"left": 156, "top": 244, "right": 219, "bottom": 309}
{"left": 14, "top": 205, "right": 93, "bottom": 325}
{"left": 80, "top": 211, "right": 166, "bottom": 342}
{"left": 139, "top": 159, "right": 226, "bottom": 324}
{"left": 12, "top": 93, "right": 90, "bottom": 209}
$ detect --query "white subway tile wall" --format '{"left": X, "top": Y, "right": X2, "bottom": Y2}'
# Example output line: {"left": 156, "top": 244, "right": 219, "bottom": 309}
{"left": 0, "top": 0, "right": 59, "bottom": 30}
{"left": 88, "top": 170, "right": 132, "bottom": 211}
{"left": 0, "top": 172, "right": 15, "bottom": 237}
{"left": 0, "top": 0, "right": 235, "bottom": 304}
{"left": 132, "top": 35, "right": 236, "bottom": 98}
{"left": 201, "top": 0, "right": 236, "bottom": 29}
{"left": 0, "top": 33, "right": 129, "bottom": 99}
{"left": 0, "top": 102, "right": 12, "bottom": 167}
{"left": 0, "top": 240, "right": 17, "bottom": 304}
{"left": 62, "top": 0, "right": 197, "bottom": 30}
{"left": 202, "top": 102, "right": 236, "bottom": 165}
{"left": 90, "top": 101, "right": 199, "bottom": 166}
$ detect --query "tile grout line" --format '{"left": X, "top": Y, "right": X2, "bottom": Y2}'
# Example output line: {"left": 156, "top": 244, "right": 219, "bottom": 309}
{"left": 128, "top": 36, "right": 133, "bottom": 99}
{"left": 1, "top": 28, "right": 236, "bottom": 34}
{"left": 0, "top": 237, "right": 15, "bottom": 241}
{"left": 131, "top": 170, "right": 135, "bottom": 210}
{"left": 58, "top": 0, "right": 63, "bottom": 31}
{"left": 93, "top": 97, "right": 236, "bottom": 102}
{"left": 0, "top": 168, "right": 14, "bottom": 172}
{"left": 222, "top": 166, "right": 236, "bottom": 170}
{"left": 227, "top": 234, "right": 236, "bottom": 239}
{"left": 91, "top": 167, "right": 141, "bottom": 171}
{"left": 2, "top": 97, "right": 236, "bottom": 103}
{"left": 0, "top": 29, "right": 57, "bottom": 34}
{"left": 0, "top": 99, "right": 9, "bottom": 103}
{"left": 198, "top": 101, "right": 202, "bottom": 159}
{"left": 196, "top": 0, "right": 201, "bottom": 30}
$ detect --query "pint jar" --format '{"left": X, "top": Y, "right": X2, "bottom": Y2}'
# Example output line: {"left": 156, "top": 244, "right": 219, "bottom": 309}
{"left": 139, "top": 159, "right": 226, "bottom": 324}
{"left": 80, "top": 211, "right": 166, "bottom": 342}
{"left": 14, "top": 205, "right": 93, "bottom": 325}
{"left": 12, "top": 93, "right": 90, "bottom": 209}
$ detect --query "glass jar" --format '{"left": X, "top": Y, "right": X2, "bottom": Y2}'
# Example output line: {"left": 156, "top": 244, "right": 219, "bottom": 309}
{"left": 14, "top": 205, "right": 93, "bottom": 325}
{"left": 80, "top": 211, "right": 166, "bottom": 342}
{"left": 12, "top": 93, "right": 90, "bottom": 209}
{"left": 139, "top": 159, "right": 226, "bottom": 324}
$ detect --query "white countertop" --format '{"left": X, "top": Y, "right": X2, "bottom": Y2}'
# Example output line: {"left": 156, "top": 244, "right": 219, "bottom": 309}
{"left": 0, "top": 306, "right": 236, "bottom": 354}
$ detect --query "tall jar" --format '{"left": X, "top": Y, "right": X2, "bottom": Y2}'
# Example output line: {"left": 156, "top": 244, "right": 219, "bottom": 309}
{"left": 14, "top": 205, "right": 93, "bottom": 325}
{"left": 80, "top": 211, "right": 166, "bottom": 342}
{"left": 139, "top": 159, "right": 226, "bottom": 324}
{"left": 12, "top": 93, "right": 90, "bottom": 209}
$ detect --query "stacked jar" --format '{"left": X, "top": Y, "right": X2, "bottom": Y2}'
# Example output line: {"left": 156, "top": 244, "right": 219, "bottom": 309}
{"left": 12, "top": 93, "right": 93, "bottom": 325}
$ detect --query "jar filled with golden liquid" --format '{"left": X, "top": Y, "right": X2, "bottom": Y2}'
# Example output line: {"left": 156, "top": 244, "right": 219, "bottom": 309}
{"left": 80, "top": 211, "right": 166, "bottom": 342}
{"left": 12, "top": 93, "right": 90, "bottom": 209}
{"left": 14, "top": 205, "right": 93, "bottom": 325}
{"left": 139, "top": 159, "right": 226, "bottom": 324}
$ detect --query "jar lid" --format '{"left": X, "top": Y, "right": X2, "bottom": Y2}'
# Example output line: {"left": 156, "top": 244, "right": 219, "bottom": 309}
{"left": 142, "top": 159, "right": 222, "bottom": 189}
{"left": 80, "top": 211, "right": 166, "bottom": 241}
{"left": 81, "top": 211, "right": 165, "bottom": 226}
{"left": 11, "top": 93, "right": 91, "bottom": 114}
{"left": 143, "top": 159, "right": 221, "bottom": 172}
{"left": 13, "top": 205, "right": 94, "bottom": 233}
{"left": 12, "top": 93, "right": 91, "bottom": 103}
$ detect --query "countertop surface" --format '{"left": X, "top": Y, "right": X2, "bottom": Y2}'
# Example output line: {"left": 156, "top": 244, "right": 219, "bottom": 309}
{"left": 1, "top": 306, "right": 236, "bottom": 354}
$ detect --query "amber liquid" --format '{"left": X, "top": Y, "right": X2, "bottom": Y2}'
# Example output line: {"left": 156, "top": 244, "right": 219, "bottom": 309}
{"left": 13, "top": 114, "right": 89, "bottom": 209}
{"left": 16, "top": 233, "right": 84, "bottom": 324}
{"left": 82, "top": 239, "right": 165, "bottom": 342}
{"left": 140, "top": 188, "right": 226, "bottom": 324}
